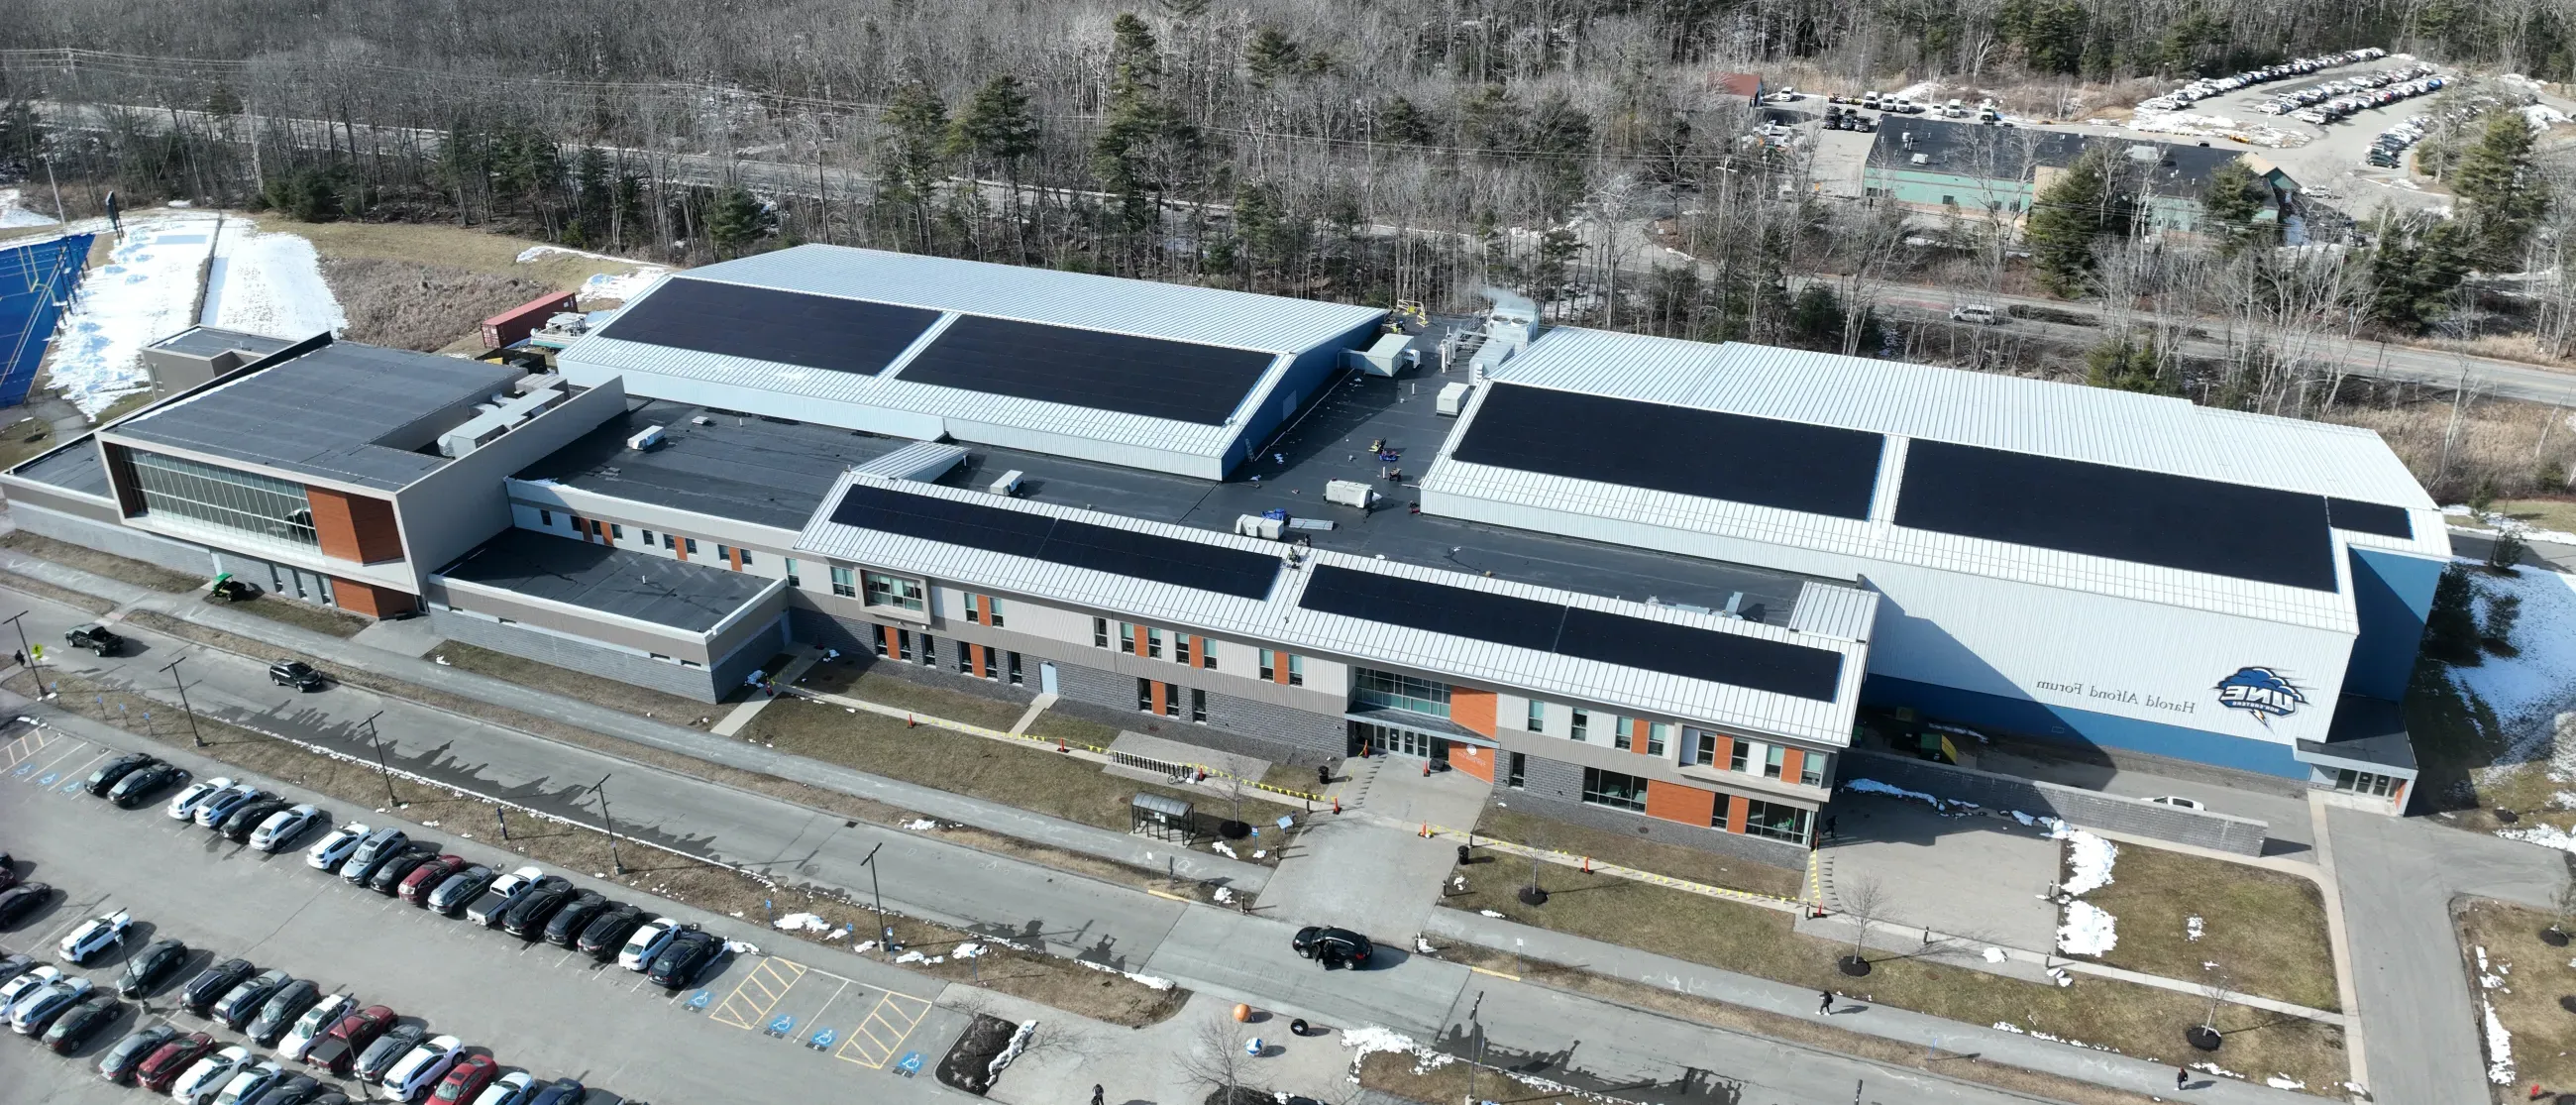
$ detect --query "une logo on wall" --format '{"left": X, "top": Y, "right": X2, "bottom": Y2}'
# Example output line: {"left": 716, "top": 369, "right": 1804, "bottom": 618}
{"left": 2214, "top": 666, "right": 2307, "bottom": 723}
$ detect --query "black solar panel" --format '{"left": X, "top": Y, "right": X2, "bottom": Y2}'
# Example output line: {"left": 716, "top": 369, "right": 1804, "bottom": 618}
{"left": 599, "top": 278, "right": 941, "bottom": 376}
{"left": 1298, "top": 565, "right": 1845, "bottom": 702}
{"left": 896, "top": 315, "right": 1280, "bottom": 425}
{"left": 1451, "top": 385, "right": 1884, "bottom": 520}
{"left": 2325, "top": 497, "right": 2413, "bottom": 540}
{"left": 829, "top": 484, "right": 1283, "bottom": 599}
{"left": 1896, "top": 441, "right": 2338, "bottom": 591}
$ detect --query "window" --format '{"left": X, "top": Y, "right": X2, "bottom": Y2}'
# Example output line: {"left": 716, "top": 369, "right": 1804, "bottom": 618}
{"left": 1146, "top": 628, "right": 1164, "bottom": 659}
{"left": 1175, "top": 635, "right": 1191, "bottom": 666}
{"left": 1093, "top": 617, "right": 1111, "bottom": 648}
{"left": 663, "top": 533, "right": 677, "bottom": 550}
{"left": 917, "top": 634, "right": 936, "bottom": 666}
{"left": 1941, "top": 194, "right": 1958, "bottom": 206}
{"left": 1007, "top": 651, "right": 1023, "bottom": 685}
{"left": 641, "top": 529, "right": 655, "bottom": 547}
{"left": 957, "top": 645, "right": 974, "bottom": 674}
{"left": 987, "top": 598, "right": 1003, "bottom": 627}
{"left": 610, "top": 524, "right": 624, "bottom": 540}
{"left": 739, "top": 549, "right": 754, "bottom": 567}
{"left": 1352, "top": 668, "right": 1450, "bottom": 718}
{"left": 1120, "top": 622, "right": 1139, "bottom": 655}
{"left": 684, "top": 538, "right": 699, "bottom": 555}
{"left": 863, "top": 572, "right": 925, "bottom": 611}
{"left": 872, "top": 628, "right": 888, "bottom": 657}
{"left": 715, "top": 544, "right": 732, "bottom": 563}
{"left": 1198, "top": 640, "right": 1215, "bottom": 669}
{"left": 128, "top": 451, "right": 320, "bottom": 549}
{"left": 1506, "top": 752, "right": 1527, "bottom": 789}
{"left": 783, "top": 558, "right": 801, "bottom": 588}
{"left": 1570, "top": 710, "right": 1589, "bottom": 743}
{"left": 539, "top": 509, "right": 554, "bottom": 527}
{"left": 829, "top": 567, "right": 857, "bottom": 598}
{"left": 1613, "top": 717, "right": 1633, "bottom": 751}
{"left": 2334, "top": 769, "right": 2399, "bottom": 798}
{"left": 1162, "top": 683, "right": 1181, "bottom": 718}
{"left": 1259, "top": 649, "right": 1277, "bottom": 680}
{"left": 1580, "top": 767, "right": 1648, "bottom": 813}
{"left": 1136, "top": 678, "right": 1154, "bottom": 712}
{"left": 1689, "top": 729, "right": 1720, "bottom": 767}
{"left": 1287, "top": 655, "right": 1304, "bottom": 686}
{"left": 1800, "top": 751, "right": 1825, "bottom": 787}
{"left": 1525, "top": 700, "right": 1546, "bottom": 733}
{"left": 1765, "top": 744, "right": 1786, "bottom": 780}
{"left": 1742, "top": 800, "right": 1811, "bottom": 843}
{"left": 1710, "top": 793, "right": 1732, "bottom": 829}
{"left": 1190, "top": 688, "right": 1207, "bottom": 722}
{"left": 1730, "top": 740, "right": 1752, "bottom": 773}
{"left": 962, "top": 594, "right": 983, "bottom": 624}
{"left": 897, "top": 630, "right": 914, "bottom": 661}
{"left": 1648, "top": 722, "right": 1670, "bottom": 757}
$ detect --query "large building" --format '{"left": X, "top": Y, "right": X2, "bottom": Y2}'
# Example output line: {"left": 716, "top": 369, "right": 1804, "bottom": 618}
{"left": 1, "top": 244, "right": 2442, "bottom": 865}
{"left": 1863, "top": 118, "right": 2302, "bottom": 237}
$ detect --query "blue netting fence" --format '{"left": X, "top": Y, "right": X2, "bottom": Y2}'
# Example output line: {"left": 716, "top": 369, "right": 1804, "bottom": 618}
{"left": 0, "top": 233, "right": 96, "bottom": 408}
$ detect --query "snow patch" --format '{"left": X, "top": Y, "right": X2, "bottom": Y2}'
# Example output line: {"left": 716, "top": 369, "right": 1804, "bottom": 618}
{"left": 2265, "top": 1075, "right": 2306, "bottom": 1090}
{"left": 987, "top": 1020, "right": 1037, "bottom": 1080}
{"left": 2484, "top": 998, "right": 2516, "bottom": 1083}
{"left": 513, "top": 245, "right": 670, "bottom": 303}
{"left": 723, "top": 939, "right": 760, "bottom": 955}
{"left": 1070, "top": 958, "right": 1174, "bottom": 990}
{"left": 0, "top": 188, "right": 56, "bottom": 228}
{"left": 46, "top": 213, "right": 219, "bottom": 415}
{"left": 2452, "top": 569, "right": 2576, "bottom": 747}
{"left": 199, "top": 218, "right": 345, "bottom": 339}
{"left": 1478, "top": 909, "right": 1507, "bottom": 919}
{"left": 902, "top": 819, "right": 939, "bottom": 831}
{"left": 2193, "top": 1060, "right": 2244, "bottom": 1078}
{"left": 773, "top": 912, "right": 832, "bottom": 934}
{"left": 2060, "top": 829, "right": 2118, "bottom": 896}
{"left": 2186, "top": 916, "right": 2204, "bottom": 942}
{"left": 1211, "top": 841, "right": 1238, "bottom": 858}
{"left": 1982, "top": 946, "right": 2009, "bottom": 963}
{"left": 2057, "top": 901, "right": 2118, "bottom": 956}
{"left": 1212, "top": 886, "right": 1234, "bottom": 905}
{"left": 953, "top": 942, "right": 985, "bottom": 958}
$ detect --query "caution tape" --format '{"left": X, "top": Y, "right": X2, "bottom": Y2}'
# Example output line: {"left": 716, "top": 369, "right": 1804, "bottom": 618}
{"left": 1420, "top": 821, "right": 1807, "bottom": 912}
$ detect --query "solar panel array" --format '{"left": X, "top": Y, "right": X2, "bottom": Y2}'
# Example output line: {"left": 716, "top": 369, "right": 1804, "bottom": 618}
{"left": 1298, "top": 565, "right": 1846, "bottom": 702}
{"left": 829, "top": 484, "right": 1283, "bottom": 600}
{"left": 599, "top": 278, "right": 943, "bottom": 376}
{"left": 1896, "top": 441, "right": 2339, "bottom": 591}
{"left": 896, "top": 315, "right": 1282, "bottom": 425}
{"left": 2324, "top": 497, "right": 2413, "bottom": 540}
{"left": 1450, "top": 385, "right": 1885, "bottom": 520}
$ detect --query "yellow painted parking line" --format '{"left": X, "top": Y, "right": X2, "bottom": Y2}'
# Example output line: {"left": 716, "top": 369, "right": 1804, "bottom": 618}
{"left": 835, "top": 991, "right": 932, "bottom": 1069}
{"left": 1467, "top": 965, "right": 1521, "bottom": 981}
{"left": 1, "top": 728, "right": 56, "bottom": 771}
{"left": 708, "top": 956, "right": 807, "bottom": 1029}
{"left": 1144, "top": 889, "right": 1187, "bottom": 902}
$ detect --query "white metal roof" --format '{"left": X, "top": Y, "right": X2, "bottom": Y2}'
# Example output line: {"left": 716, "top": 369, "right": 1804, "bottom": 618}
{"left": 795, "top": 473, "right": 1875, "bottom": 745}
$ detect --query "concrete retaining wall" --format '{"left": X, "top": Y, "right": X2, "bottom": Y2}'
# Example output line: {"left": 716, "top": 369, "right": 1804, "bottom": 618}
{"left": 1511, "top": 752, "right": 1810, "bottom": 869}
{"left": 1845, "top": 750, "right": 2270, "bottom": 855}
{"left": 430, "top": 607, "right": 774, "bottom": 705}
{"left": 11, "top": 501, "right": 213, "bottom": 578}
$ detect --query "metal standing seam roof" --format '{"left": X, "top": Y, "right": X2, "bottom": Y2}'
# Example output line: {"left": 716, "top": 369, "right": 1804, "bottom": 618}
{"left": 437, "top": 527, "right": 775, "bottom": 632}
{"left": 795, "top": 473, "right": 1874, "bottom": 744}
{"left": 147, "top": 326, "right": 299, "bottom": 359}
{"left": 561, "top": 246, "right": 1387, "bottom": 467}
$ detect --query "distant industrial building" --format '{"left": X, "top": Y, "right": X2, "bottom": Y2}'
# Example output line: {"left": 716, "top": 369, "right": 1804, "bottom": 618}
{"left": 1864, "top": 118, "right": 2302, "bottom": 237}
{"left": 2, "top": 244, "right": 2438, "bottom": 867}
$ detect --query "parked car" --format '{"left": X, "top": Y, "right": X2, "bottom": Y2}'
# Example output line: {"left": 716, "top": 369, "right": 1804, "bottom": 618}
{"left": 195, "top": 785, "right": 270, "bottom": 829}
{"left": 465, "top": 867, "right": 545, "bottom": 928}
{"left": 168, "top": 777, "right": 234, "bottom": 821}
{"left": 44, "top": 992, "right": 124, "bottom": 1052}
{"left": 169, "top": 1045, "right": 253, "bottom": 1105}
{"left": 221, "top": 799, "right": 296, "bottom": 843}
{"left": 212, "top": 1059, "right": 286, "bottom": 1105}
{"left": 181, "top": 958, "right": 256, "bottom": 1016}
{"left": 426, "top": 866, "right": 497, "bottom": 917}
{"left": 0, "top": 963, "right": 62, "bottom": 1010}
{"left": 97, "top": 1022, "right": 180, "bottom": 1082}
{"left": 1291, "top": 925, "right": 1373, "bottom": 968}
{"left": 138, "top": 1032, "right": 219, "bottom": 1093}
{"left": 245, "top": 1073, "right": 324, "bottom": 1105}
{"left": 617, "top": 918, "right": 682, "bottom": 971}
{"left": 64, "top": 622, "right": 124, "bottom": 656}
{"left": 339, "top": 828, "right": 413, "bottom": 886}
{"left": 0, "top": 881, "right": 56, "bottom": 928}
{"left": 499, "top": 876, "right": 577, "bottom": 938}
{"left": 431, "top": 1053, "right": 499, "bottom": 1104}
{"left": 268, "top": 660, "right": 328, "bottom": 692}
{"left": 247, "top": 978, "right": 322, "bottom": 1046}
{"left": 275, "top": 994, "right": 352, "bottom": 1062}
{"left": 398, "top": 856, "right": 469, "bottom": 906}
{"left": 10, "top": 973, "right": 95, "bottom": 1035}
{"left": 0, "top": 951, "right": 30, "bottom": 986}
{"left": 121, "top": 938, "right": 191, "bottom": 997}
{"left": 355, "top": 1023, "right": 429, "bottom": 1085}
{"left": 523, "top": 1077, "right": 586, "bottom": 1105}
{"left": 575, "top": 905, "right": 648, "bottom": 960}
{"left": 645, "top": 929, "right": 725, "bottom": 989}
{"left": 111, "top": 763, "right": 190, "bottom": 808}
{"left": 467, "top": 1070, "right": 534, "bottom": 1105}
{"left": 543, "top": 891, "right": 612, "bottom": 948}
{"left": 2144, "top": 795, "right": 2207, "bottom": 810}
{"left": 251, "top": 805, "right": 326, "bottom": 852}
{"left": 214, "top": 969, "right": 293, "bottom": 1030}
{"left": 1948, "top": 303, "right": 2001, "bottom": 324}
{"left": 301, "top": 1005, "right": 396, "bottom": 1076}
{"left": 304, "top": 823, "right": 370, "bottom": 872}
{"left": 57, "top": 908, "right": 132, "bottom": 965}
{"left": 379, "top": 1034, "right": 465, "bottom": 1102}
{"left": 363, "top": 843, "right": 439, "bottom": 896}
{"left": 84, "top": 752, "right": 160, "bottom": 796}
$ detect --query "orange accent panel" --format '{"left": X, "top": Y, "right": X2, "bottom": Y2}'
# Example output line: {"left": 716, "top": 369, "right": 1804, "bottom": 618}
{"left": 881, "top": 625, "right": 899, "bottom": 653}
{"left": 1724, "top": 796, "right": 1750, "bottom": 834}
{"left": 1271, "top": 656, "right": 1290, "bottom": 685}
{"left": 1645, "top": 780, "right": 1717, "bottom": 826}
{"left": 673, "top": 538, "right": 688, "bottom": 562}
{"left": 1631, "top": 718, "right": 1654, "bottom": 755}
{"left": 307, "top": 487, "right": 403, "bottom": 563}
{"left": 725, "top": 546, "right": 742, "bottom": 570}
{"left": 1450, "top": 743, "right": 1495, "bottom": 783}
{"left": 1449, "top": 689, "right": 1497, "bottom": 737}
{"left": 329, "top": 578, "right": 412, "bottom": 618}
{"left": 1780, "top": 748, "right": 1805, "bottom": 784}
{"left": 1711, "top": 735, "right": 1736, "bottom": 772}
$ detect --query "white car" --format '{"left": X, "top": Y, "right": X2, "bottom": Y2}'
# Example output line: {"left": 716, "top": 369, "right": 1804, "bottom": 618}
{"left": 0, "top": 964, "right": 61, "bottom": 1010}
{"left": 169, "top": 1044, "right": 251, "bottom": 1105}
{"left": 167, "top": 777, "right": 235, "bottom": 821}
{"left": 57, "top": 908, "right": 132, "bottom": 965}
{"left": 251, "top": 805, "right": 325, "bottom": 852}
{"left": 195, "top": 785, "right": 269, "bottom": 829}
{"left": 8, "top": 973, "right": 91, "bottom": 1033}
{"left": 618, "top": 917, "right": 681, "bottom": 971}
{"left": 276, "top": 992, "right": 353, "bottom": 1061}
{"left": 305, "top": 823, "right": 370, "bottom": 871}
{"left": 470, "top": 1071, "right": 535, "bottom": 1105}
{"left": 379, "top": 1034, "right": 464, "bottom": 1102}
{"left": 2144, "top": 795, "right": 2208, "bottom": 811}
{"left": 212, "top": 1060, "right": 283, "bottom": 1105}
{"left": 1949, "top": 304, "right": 2000, "bottom": 324}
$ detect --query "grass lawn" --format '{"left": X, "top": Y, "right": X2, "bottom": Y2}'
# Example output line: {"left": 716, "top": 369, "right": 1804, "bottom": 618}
{"left": 798, "top": 658, "right": 1029, "bottom": 732}
{"left": 0, "top": 415, "right": 58, "bottom": 472}
{"left": 431, "top": 639, "right": 743, "bottom": 723}
{"left": 1021, "top": 710, "right": 1124, "bottom": 749}
{"left": 742, "top": 696, "right": 1201, "bottom": 831}
{"left": 1474, "top": 804, "right": 1804, "bottom": 900}
{"left": 2073, "top": 842, "right": 2338, "bottom": 1011}
{"left": 288, "top": 220, "right": 658, "bottom": 294}
{"left": 1443, "top": 876, "right": 2347, "bottom": 1094}
{"left": 2404, "top": 657, "right": 2561, "bottom": 837}
{"left": 2458, "top": 498, "right": 2576, "bottom": 538}
{"left": 2457, "top": 898, "right": 2576, "bottom": 1102}
{"left": 0, "top": 529, "right": 203, "bottom": 593}
{"left": 225, "top": 594, "right": 372, "bottom": 638}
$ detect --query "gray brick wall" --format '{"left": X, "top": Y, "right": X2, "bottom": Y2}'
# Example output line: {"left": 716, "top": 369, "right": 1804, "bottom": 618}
{"left": 12, "top": 502, "right": 215, "bottom": 577}
{"left": 1505, "top": 752, "right": 1807, "bottom": 868}
{"left": 1844, "top": 751, "right": 2270, "bottom": 855}
{"left": 432, "top": 608, "right": 727, "bottom": 704}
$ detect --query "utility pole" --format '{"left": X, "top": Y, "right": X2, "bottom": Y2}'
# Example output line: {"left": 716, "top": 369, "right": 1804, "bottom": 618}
{"left": 160, "top": 655, "right": 204, "bottom": 747}
{"left": 1465, "top": 989, "right": 1486, "bottom": 1105}
{"left": 359, "top": 711, "right": 398, "bottom": 807}
{"left": 860, "top": 842, "right": 890, "bottom": 960}
{"left": 593, "top": 773, "right": 625, "bottom": 874}
{"left": 4, "top": 610, "right": 41, "bottom": 689}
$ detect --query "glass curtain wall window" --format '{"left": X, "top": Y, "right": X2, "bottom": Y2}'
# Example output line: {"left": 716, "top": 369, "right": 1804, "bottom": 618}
{"left": 863, "top": 572, "right": 925, "bottom": 611}
{"left": 1742, "top": 800, "right": 1811, "bottom": 843}
{"left": 129, "top": 452, "right": 320, "bottom": 548}
{"left": 1352, "top": 668, "right": 1449, "bottom": 718}
{"left": 1579, "top": 768, "right": 1648, "bottom": 812}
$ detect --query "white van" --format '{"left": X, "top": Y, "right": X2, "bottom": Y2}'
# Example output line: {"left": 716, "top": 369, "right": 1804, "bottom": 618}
{"left": 1949, "top": 304, "right": 2002, "bottom": 325}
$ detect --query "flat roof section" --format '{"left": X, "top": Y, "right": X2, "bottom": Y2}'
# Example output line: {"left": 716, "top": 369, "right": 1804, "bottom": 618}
{"left": 827, "top": 482, "right": 1285, "bottom": 600}
{"left": 113, "top": 342, "right": 528, "bottom": 491}
{"left": 595, "top": 277, "right": 942, "bottom": 377}
{"left": 11, "top": 438, "right": 110, "bottom": 497}
{"left": 1895, "top": 440, "right": 2340, "bottom": 592}
{"left": 1452, "top": 383, "right": 1885, "bottom": 520}
{"left": 894, "top": 314, "right": 1282, "bottom": 426}
{"left": 148, "top": 326, "right": 299, "bottom": 359}
{"left": 439, "top": 527, "right": 774, "bottom": 632}
{"left": 516, "top": 400, "right": 916, "bottom": 529}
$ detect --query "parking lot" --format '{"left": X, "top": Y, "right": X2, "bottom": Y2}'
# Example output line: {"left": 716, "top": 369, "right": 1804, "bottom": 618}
{"left": 0, "top": 719, "right": 968, "bottom": 1104}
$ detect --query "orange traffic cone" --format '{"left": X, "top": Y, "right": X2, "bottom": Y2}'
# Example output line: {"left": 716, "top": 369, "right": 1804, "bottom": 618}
{"left": 907, "top": 714, "right": 917, "bottom": 727}
{"left": 1056, "top": 736, "right": 1067, "bottom": 752}
{"left": 1420, "top": 823, "right": 1431, "bottom": 838}
{"left": 1332, "top": 798, "right": 1342, "bottom": 815}
{"left": 1581, "top": 856, "right": 1593, "bottom": 873}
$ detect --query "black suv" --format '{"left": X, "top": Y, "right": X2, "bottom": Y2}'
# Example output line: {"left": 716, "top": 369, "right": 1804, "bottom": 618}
{"left": 543, "top": 891, "right": 612, "bottom": 948}
{"left": 500, "top": 876, "right": 578, "bottom": 939}
{"left": 64, "top": 623, "right": 123, "bottom": 656}
{"left": 182, "top": 958, "right": 256, "bottom": 1016}
{"left": 109, "top": 762, "right": 188, "bottom": 808}
{"left": 1291, "top": 926, "right": 1374, "bottom": 969}
{"left": 268, "top": 660, "right": 327, "bottom": 692}
{"left": 646, "top": 929, "right": 725, "bottom": 989}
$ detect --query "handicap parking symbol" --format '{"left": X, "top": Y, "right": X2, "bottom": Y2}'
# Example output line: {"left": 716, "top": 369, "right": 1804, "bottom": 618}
{"left": 11, "top": 762, "right": 32, "bottom": 777}
{"left": 58, "top": 776, "right": 84, "bottom": 794}
{"left": 36, "top": 772, "right": 57, "bottom": 787}
{"left": 894, "top": 1051, "right": 924, "bottom": 1077}
{"left": 767, "top": 1013, "right": 797, "bottom": 1038}
{"left": 684, "top": 990, "right": 710, "bottom": 1012}
{"left": 806, "top": 1026, "right": 836, "bottom": 1050}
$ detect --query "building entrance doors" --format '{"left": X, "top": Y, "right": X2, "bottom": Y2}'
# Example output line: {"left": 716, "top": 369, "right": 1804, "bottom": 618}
{"left": 1348, "top": 719, "right": 1449, "bottom": 763}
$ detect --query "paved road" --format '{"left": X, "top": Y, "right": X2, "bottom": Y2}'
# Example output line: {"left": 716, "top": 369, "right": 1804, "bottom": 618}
{"left": 2327, "top": 806, "right": 2565, "bottom": 1105}
{"left": 2448, "top": 529, "right": 2576, "bottom": 574}
{"left": 0, "top": 720, "right": 970, "bottom": 1105}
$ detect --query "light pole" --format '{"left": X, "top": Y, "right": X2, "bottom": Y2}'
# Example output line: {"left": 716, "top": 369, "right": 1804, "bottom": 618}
{"left": 860, "top": 842, "right": 890, "bottom": 960}
{"left": 160, "top": 655, "right": 204, "bottom": 747}
{"left": 592, "top": 773, "right": 625, "bottom": 875}
{"left": 359, "top": 711, "right": 398, "bottom": 807}
{"left": 1465, "top": 989, "right": 1486, "bottom": 1105}
{"left": 4, "top": 609, "right": 41, "bottom": 688}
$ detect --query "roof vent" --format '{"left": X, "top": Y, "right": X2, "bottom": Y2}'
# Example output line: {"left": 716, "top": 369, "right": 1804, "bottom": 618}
{"left": 626, "top": 424, "right": 666, "bottom": 452}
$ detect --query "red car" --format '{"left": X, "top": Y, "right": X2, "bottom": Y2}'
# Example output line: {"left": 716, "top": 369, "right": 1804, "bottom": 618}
{"left": 399, "top": 855, "right": 469, "bottom": 906}
{"left": 137, "top": 1031, "right": 217, "bottom": 1093}
{"left": 302, "top": 1004, "right": 397, "bottom": 1075}
{"left": 431, "top": 1053, "right": 499, "bottom": 1103}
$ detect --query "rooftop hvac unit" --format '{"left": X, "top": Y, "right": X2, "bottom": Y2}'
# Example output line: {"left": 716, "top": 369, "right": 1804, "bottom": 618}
{"left": 1234, "top": 513, "right": 1285, "bottom": 540}
{"left": 1436, "top": 382, "right": 1472, "bottom": 416}
{"left": 1324, "top": 480, "right": 1380, "bottom": 511}
{"left": 987, "top": 469, "right": 1023, "bottom": 497}
{"left": 626, "top": 424, "right": 666, "bottom": 451}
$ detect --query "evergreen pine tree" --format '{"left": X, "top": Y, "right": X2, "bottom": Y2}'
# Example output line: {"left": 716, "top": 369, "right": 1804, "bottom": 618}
{"left": 2452, "top": 111, "right": 2548, "bottom": 265}
{"left": 1244, "top": 28, "right": 1303, "bottom": 87}
{"left": 2084, "top": 335, "right": 2174, "bottom": 392}
{"left": 2025, "top": 145, "right": 2117, "bottom": 297}
{"left": 1092, "top": 13, "right": 1202, "bottom": 232}
{"left": 2199, "top": 158, "right": 2270, "bottom": 255}
{"left": 706, "top": 186, "right": 772, "bottom": 254}
{"left": 1374, "top": 96, "right": 1434, "bottom": 146}
{"left": 1787, "top": 284, "right": 1846, "bottom": 351}
{"left": 947, "top": 75, "right": 1039, "bottom": 172}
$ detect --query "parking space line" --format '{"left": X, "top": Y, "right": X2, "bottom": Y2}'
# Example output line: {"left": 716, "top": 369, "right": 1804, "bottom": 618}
{"left": 836, "top": 991, "right": 932, "bottom": 1069}
{"left": 0, "top": 727, "right": 54, "bottom": 771}
{"left": 25, "top": 738, "right": 91, "bottom": 781}
{"left": 59, "top": 748, "right": 112, "bottom": 785}
{"left": 708, "top": 956, "right": 806, "bottom": 1029}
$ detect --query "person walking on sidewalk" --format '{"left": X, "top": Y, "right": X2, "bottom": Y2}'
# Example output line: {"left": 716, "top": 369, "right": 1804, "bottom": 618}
{"left": 1816, "top": 989, "right": 1834, "bottom": 1015}
{"left": 1091, "top": 1085, "right": 1105, "bottom": 1105}
{"left": 2175, "top": 1065, "right": 2190, "bottom": 1091}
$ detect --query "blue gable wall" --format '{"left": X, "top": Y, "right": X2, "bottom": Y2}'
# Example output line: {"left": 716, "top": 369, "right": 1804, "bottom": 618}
{"left": 1862, "top": 674, "right": 2309, "bottom": 778}
{"left": 2343, "top": 547, "right": 2443, "bottom": 702}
